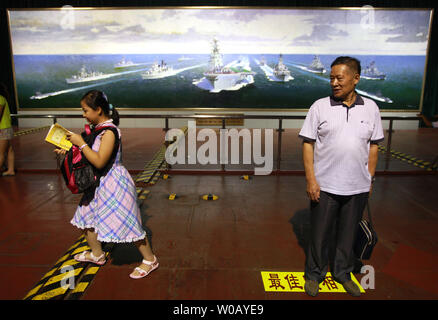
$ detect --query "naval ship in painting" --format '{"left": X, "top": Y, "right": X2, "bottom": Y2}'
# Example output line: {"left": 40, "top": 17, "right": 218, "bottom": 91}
{"left": 193, "top": 38, "right": 255, "bottom": 93}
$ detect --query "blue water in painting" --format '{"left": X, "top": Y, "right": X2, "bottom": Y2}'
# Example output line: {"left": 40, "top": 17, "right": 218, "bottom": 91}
{"left": 13, "top": 54, "right": 426, "bottom": 110}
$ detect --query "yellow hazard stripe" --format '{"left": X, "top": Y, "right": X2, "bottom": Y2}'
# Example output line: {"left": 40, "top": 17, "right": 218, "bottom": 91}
{"left": 23, "top": 284, "right": 43, "bottom": 300}
{"left": 377, "top": 146, "right": 434, "bottom": 170}
{"left": 138, "top": 190, "right": 150, "bottom": 200}
{"left": 52, "top": 237, "right": 87, "bottom": 265}
{"left": 32, "top": 288, "right": 68, "bottom": 300}
{"left": 86, "top": 266, "right": 101, "bottom": 275}
{"left": 66, "top": 267, "right": 100, "bottom": 296}
{"left": 69, "top": 282, "right": 89, "bottom": 295}
{"left": 28, "top": 249, "right": 104, "bottom": 300}
{"left": 42, "top": 267, "right": 83, "bottom": 288}
{"left": 32, "top": 268, "right": 84, "bottom": 300}
{"left": 135, "top": 154, "right": 165, "bottom": 183}
{"left": 23, "top": 236, "right": 87, "bottom": 300}
{"left": 14, "top": 125, "right": 51, "bottom": 137}
{"left": 71, "top": 245, "right": 91, "bottom": 256}
{"left": 59, "top": 258, "right": 82, "bottom": 269}
{"left": 65, "top": 256, "right": 110, "bottom": 299}
{"left": 23, "top": 243, "right": 88, "bottom": 300}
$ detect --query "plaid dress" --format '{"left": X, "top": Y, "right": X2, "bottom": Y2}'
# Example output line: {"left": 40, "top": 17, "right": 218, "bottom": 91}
{"left": 71, "top": 122, "right": 146, "bottom": 243}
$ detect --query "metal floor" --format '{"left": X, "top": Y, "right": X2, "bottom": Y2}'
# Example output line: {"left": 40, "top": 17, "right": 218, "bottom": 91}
{"left": 0, "top": 127, "right": 437, "bottom": 300}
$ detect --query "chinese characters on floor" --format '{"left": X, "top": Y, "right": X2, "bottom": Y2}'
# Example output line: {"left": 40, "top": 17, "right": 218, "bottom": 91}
{"left": 260, "top": 271, "right": 365, "bottom": 293}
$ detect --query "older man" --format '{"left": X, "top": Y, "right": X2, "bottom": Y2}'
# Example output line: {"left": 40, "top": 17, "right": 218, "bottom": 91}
{"left": 299, "top": 56, "right": 384, "bottom": 297}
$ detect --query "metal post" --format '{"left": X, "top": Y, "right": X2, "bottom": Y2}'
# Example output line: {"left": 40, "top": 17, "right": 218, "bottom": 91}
{"left": 163, "top": 117, "right": 170, "bottom": 149}
{"left": 221, "top": 119, "right": 226, "bottom": 172}
{"left": 163, "top": 118, "right": 170, "bottom": 151}
{"left": 277, "top": 119, "right": 283, "bottom": 172}
{"left": 385, "top": 119, "right": 394, "bottom": 170}
{"left": 163, "top": 117, "right": 169, "bottom": 132}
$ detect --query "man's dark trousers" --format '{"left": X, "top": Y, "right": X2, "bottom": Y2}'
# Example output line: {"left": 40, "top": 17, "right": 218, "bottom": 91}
{"left": 304, "top": 191, "right": 369, "bottom": 284}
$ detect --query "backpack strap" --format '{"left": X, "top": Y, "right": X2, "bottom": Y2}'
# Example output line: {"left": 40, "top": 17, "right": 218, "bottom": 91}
{"left": 90, "top": 125, "right": 121, "bottom": 176}
{"left": 83, "top": 125, "right": 120, "bottom": 150}
{"left": 364, "top": 200, "right": 375, "bottom": 230}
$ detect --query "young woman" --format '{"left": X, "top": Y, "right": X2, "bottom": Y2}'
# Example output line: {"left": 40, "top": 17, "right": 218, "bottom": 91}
{"left": 0, "top": 82, "right": 15, "bottom": 176}
{"left": 54, "top": 90, "right": 158, "bottom": 279}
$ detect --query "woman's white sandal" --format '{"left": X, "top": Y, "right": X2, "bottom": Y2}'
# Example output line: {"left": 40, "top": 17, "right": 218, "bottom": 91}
{"left": 129, "top": 256, "right": 159, "bottom": 279}
{"left": 74, "top": 250, "right": 106, "bottom": 266}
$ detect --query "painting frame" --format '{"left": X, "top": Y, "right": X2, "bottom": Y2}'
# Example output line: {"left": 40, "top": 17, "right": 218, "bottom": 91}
{"left": 7, "top": 6, "right": 434, "bottom": 112}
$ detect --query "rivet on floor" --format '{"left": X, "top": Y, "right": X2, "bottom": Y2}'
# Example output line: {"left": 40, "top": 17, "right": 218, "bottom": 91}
{"left": 202, "top": 193, "right": 218, "bottom": 201}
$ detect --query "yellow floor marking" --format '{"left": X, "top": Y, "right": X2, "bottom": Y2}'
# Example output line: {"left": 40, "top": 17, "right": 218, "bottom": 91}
{"left": 43, "top": 267, "right": 83, "bottom": 287}
{"left": 23, "top": 284, "right": 43, "bottom": 299}
{"left": 71, "top": 245, "right": 91, "bottom": 256}
{"left": 70, "top": 282, "right": 89, "bottom": 294}
{"left": 32, "top": 287, "right": 68, "bottom": 300}
{"left": 261, "top": 271, "right": 365, "bottom": 293}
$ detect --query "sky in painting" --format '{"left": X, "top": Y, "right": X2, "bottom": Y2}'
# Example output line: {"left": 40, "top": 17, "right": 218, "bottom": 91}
{"left": 9, "top": 7, "right": 432, "bottom": 55}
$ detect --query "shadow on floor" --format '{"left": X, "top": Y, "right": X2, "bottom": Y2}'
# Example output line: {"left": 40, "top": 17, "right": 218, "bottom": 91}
{"left": 289, "top": 208, "right": 312, "bottom": 255}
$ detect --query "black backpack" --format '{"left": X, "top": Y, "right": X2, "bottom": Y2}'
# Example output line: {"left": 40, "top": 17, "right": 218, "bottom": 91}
{"left": 60, "top": 124, "right": 120, "bottom": 194}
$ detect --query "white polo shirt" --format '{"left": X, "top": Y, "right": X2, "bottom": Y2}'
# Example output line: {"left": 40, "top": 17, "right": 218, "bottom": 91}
{"left": 299, "top": 94, "right": 384, "bottom": 196}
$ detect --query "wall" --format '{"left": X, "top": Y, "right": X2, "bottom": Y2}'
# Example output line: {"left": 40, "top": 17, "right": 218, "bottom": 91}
{"left": 1, "top": 0, "right": 437, "bottom": 130}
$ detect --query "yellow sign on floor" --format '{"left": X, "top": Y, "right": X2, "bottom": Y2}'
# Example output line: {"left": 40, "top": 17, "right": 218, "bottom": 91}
{"left": 261, "top": 271, "right": 365, "bottom": 293}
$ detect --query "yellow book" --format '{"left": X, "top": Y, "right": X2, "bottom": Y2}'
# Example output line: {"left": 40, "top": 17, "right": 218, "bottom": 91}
{"left": 45, "top": 123, "right": 73, "bottom": 151}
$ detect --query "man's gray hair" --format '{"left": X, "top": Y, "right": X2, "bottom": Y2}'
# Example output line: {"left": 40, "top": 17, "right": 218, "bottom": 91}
{"left": 331, "top": 56, "right": 361, "bottom": 75}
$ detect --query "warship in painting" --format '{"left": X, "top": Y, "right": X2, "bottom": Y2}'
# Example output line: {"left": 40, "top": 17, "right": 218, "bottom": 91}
{"left": 272, "top": 54, "right": 293, "bottom": 82}
{"left": 362, "top": 61, "right": 386, "bottom": 80}
{"left": 304, "top": 55, "right": 326, "bottom": 74}
{"left": 178, "top": 56, "right": 194, "bottom": 62}
{"left": 257, "top": 54, "right": 293, "bottom": 82}
{"left": 65, "top": 66, "right": 113, "bottom": 84}
{"left": 141, "top": 60, "right": 176, "bottom": 79}
{"left": 114, "top": 57, "right": 142, "bottom": 69}
{"left": 193, "top": 38, "right": 255, "bottom": 93}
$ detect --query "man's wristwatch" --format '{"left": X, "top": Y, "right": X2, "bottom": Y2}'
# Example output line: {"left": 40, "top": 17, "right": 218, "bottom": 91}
{"left": 371, "top": 176, "right": 376, "bottom": 183}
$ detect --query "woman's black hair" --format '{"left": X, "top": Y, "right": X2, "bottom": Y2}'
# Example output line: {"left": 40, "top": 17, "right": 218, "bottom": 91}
{"left": 81, "top": 90, "right": 120, "bottom": 126}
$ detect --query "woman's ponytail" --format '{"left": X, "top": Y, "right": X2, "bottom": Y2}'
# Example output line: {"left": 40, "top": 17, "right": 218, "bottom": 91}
{"left": 109, "top": 104, "right": 120, "bottom": 126}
